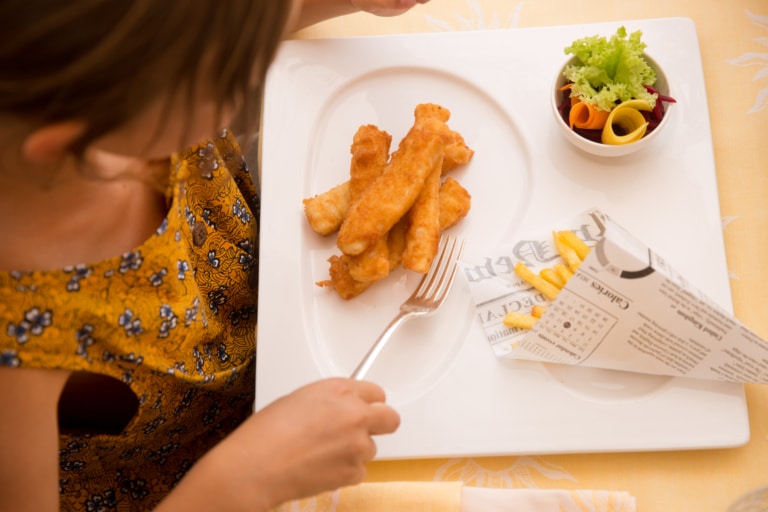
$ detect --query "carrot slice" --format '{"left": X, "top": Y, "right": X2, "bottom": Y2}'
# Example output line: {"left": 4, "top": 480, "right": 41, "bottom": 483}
{"left": 569, "top": 101, "right": 610, "bottom": 130}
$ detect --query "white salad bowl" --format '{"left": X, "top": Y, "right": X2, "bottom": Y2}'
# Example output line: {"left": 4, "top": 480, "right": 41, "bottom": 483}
{"left": 551, "top": 53, "right": 673, "bottom": 158}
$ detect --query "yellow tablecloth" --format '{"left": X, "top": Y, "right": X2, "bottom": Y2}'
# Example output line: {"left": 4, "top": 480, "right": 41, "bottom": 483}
{"left": 286, "top": 1, "right": 768, "bottom": 510}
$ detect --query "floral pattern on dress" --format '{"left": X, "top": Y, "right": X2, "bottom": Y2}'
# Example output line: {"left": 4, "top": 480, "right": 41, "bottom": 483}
{"left": 0, "top": 129, "right": 260, "bottom": 511}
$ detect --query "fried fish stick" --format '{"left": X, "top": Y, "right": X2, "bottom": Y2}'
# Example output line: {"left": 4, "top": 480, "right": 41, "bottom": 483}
{"left": 305, "top": 141, "right": 469, "bottom": 236}
{"left": 337, "top": 119, "right": 447, "bottom": 256}
{"left": 414, "top": 103, "right": 474, "bottom": 173}
{"left": 346, "top": 125, "right": 392, "bottom": 282}
{"left": 348, "top": 125, "right": 391, "bottom": 199}
{"left": 325, "top": 255, "right": 372, "bottom": 300}
{"left": 402, "top": 160, "right": 442, "bottom": 273}
{"left": 442, "top": 130, "right": 475, "bottom": 173}
{"left": 304, "top": 126, "right": 471, "bottom": 237}
{"left": 414, "top": 103, "right": 451, "bottom": 123}
{"left": 303, "top": 181, "right": 350, "bottom": 236}
{"left": 386, "top": 215, "right": 409, "bottom": 271}
{"left": 348, "top": 235, "right": 391, "bottom": 282}
{"left": 325, "top": 182, "right": 471, "bottom": 300}
{"left": 437, "top": 177, "right": 471, "bottom": 230}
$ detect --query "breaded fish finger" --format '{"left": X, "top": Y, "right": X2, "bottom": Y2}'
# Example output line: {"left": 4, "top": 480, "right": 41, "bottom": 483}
{"left": 414, "top": 102, "right": 451, "bottom": 123}
{"left": 402, "top": 161, "right": 442, "bottom": 273}
{"left": 325, "top": 183, "right": 471, "bottom": 300}
{"left": 323, "top": 255, "right": 372, "bottom": 300}
{"left": 337, "top": 119, "right": 446, "bottom": 256}
{"left": 414, "top": 103, "right": 474, "bottom": 174}
{"left": 442, "top": 131, "right": 475, "bottom": 174}
{"left": 346, "top": 125, "right": 392, "bottom": 282}
{"left": 303, "top": 181, "right": 350, "bottom": 236}
{"left": 438, "top": 177, "right": 471, "bottom": 230}
{"left": 348, "top": 125, "right": 391, "bottom": 199}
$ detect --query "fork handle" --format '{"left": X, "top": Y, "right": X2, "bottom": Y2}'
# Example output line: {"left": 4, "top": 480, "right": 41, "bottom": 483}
{"left": 351, "top": 310, "right": 411, "bottom": 380}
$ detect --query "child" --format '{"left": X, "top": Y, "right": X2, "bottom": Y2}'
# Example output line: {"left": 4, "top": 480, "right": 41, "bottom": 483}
{"left": 0, "top": 1, "right": 428, "bottom": 510}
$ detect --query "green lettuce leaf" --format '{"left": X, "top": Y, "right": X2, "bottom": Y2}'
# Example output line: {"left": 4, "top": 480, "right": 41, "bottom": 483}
{"left": 563, "top": 26, "right": 658, "bottom": 111}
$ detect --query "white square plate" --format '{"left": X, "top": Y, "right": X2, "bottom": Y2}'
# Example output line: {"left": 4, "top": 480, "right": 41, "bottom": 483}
{"left": 255, "top": 17, "right": 749, "bottom": 459}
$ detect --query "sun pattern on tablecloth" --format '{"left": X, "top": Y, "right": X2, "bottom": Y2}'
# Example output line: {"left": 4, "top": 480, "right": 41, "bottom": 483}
{"left": 272, "top": 490, "right": 339, "bottom": 512}
{"left": 727, "top": 10, "right": 768, "bottom": 114}
{"left": 433, "top": 457, "right": 576, "bottom": 488}
{"left": 424, "top": 0, "right": 522, "bottom": 31}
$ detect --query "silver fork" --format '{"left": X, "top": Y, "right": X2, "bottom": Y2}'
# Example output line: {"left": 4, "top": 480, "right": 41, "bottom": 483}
{"left": 350, "top": 235, "right": 465, "bottom": 380}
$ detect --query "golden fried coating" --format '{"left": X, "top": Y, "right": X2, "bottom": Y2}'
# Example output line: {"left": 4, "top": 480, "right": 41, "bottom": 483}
{"left": 415, "top": 103, "right": 474, "bottom": 174}
{"left": 348, "top": 125, "right": 392, "bottom": 199}
{"left": 414, "top": 103, "right": 451, "bottom": 123}
{"left": 325, "top": 178, "right": 472, "bottom": 300}
{"left": 336, "top": 117, "right": 447, "bottom": 256}
{"left": 303, "top": 181, "right": 350, "bottom": 236}
{"left": 437, "top": 177, "right": 471, "bottom": 230}
{"left": 442, "top": 131, "right": 475, "bottom": 173}
{"left": 347, "top": 235, "right": 391, "bottom": 283}
{"left": 402, "top": 161, "right": 442, "bottom": 273}
{"left": 346, "top": 125, "right": 393, "bottom": 282}
{"left": 324, "top": 255, "right": 372, "bottom": 300}
{"left": 386, "top": 215, "right": 409, "bottom": 271}
{"left": 302, "top": 123, "right": 472, "bottom": 237}
{"left": 310, "top": 103, "right": 475, "bottom": 299}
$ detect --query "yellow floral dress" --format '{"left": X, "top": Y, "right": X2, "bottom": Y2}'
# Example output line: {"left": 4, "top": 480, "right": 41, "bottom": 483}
{"left": 0, "top": 129, "right": 259, "bottom": 511}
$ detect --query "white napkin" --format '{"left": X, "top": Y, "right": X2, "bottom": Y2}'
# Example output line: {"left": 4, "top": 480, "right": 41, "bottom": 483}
{"left": 462, "top": 486, "right": 636, "bottom": 512}
{"left": 272, "top": 482, "right": 636, "bottom": 512}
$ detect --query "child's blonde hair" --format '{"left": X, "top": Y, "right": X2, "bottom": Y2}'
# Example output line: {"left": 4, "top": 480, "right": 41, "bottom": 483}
{"left": 0, "top": 0, "right": 291, "bottom": 154}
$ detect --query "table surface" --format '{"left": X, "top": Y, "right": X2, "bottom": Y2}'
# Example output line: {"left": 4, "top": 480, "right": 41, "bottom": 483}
{"left": 288, "top": 1, "right": 768, "bottom": 510}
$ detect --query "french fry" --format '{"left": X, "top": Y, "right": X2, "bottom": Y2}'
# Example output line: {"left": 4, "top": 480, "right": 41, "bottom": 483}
{"left": 514, "top": 261, "right": 560, "bottom": 301}
{"left": 554, "top": 263, "right": 573, "bottom": 284}
{"left": 539, "top": 267, "right": 565, "bottom": 289}
{"left": 504, "top": 311, "right": 539, "bottom": 329}
{"left": 552, "top": 231, "right": 582, "bottom": 271}
{"left": 555, "top": 230, "right": 591, "bottom": 260}
{"left": 510, "top": 232, "right": 592, "bottom": 329}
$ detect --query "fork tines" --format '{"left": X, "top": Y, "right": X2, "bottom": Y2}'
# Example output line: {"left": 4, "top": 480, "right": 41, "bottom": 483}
{"left": 415, "top": 235, "right": 464, "bottom": 301}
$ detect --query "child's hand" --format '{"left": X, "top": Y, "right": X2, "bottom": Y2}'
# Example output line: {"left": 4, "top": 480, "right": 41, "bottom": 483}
{"left": 197, "top": 378, "right": 400, "bottom": 511}
{"left": 351, "top": 0, "right": 430, "bottom": 17}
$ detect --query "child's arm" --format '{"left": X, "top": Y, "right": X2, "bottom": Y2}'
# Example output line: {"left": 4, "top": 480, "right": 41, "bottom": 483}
{"left": 0, "top": 367, "right": 71, "bottom": 511}
{"left": 292, "top": 0, "right": 430, "bottom": 31}
{"left": 0, "top": 370, "right": 398, "bottom": 512}
{"left": 156, "top": 378, "right": 400, "bottom": 512}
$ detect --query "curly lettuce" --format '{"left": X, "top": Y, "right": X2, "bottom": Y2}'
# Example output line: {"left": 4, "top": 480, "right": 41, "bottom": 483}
{"left": 563, "top": 26, "right": 657, "bottom": 111}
